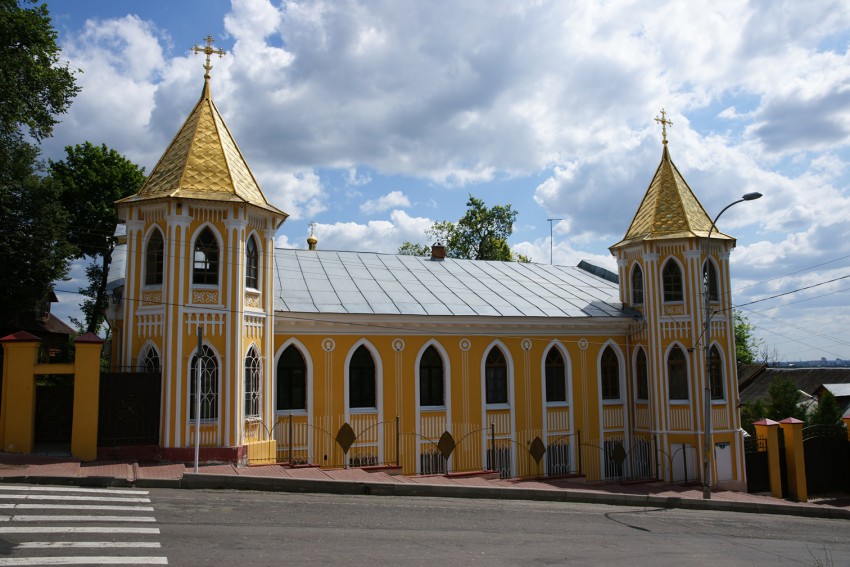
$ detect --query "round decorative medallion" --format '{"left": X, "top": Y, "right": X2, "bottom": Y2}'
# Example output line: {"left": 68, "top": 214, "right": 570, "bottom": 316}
{"left": 459, "top": 338, "right": 471, "bottom": 352}
{"left": 578, "top": 338, "right": 589, "bottom": 351}
{"left": 322, "top": 338, "right": 336, "bottom": 352}
{"left": 392, "top": 338, "right": 405, "bottom": 352}
{"left": 521, "top": 339, "right": 532, "bottom": 351}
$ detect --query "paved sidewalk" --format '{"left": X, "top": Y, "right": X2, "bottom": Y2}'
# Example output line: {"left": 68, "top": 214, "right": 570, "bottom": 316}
{"left": 1, "top": 453, "right": 848, "bottom": 520}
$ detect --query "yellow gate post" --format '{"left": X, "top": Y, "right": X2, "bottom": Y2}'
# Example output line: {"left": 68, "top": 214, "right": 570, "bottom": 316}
{"left": 778, "top": 417, "right": 807, "bottom": 502}
{"left": 753, "top": 418, "right": 782, "bottom": 499}
{"left": 0, "top": 332, "right": 42, "bottom": 453}
{"left": 71, "top": 333, "right": 104, "bottom": 462}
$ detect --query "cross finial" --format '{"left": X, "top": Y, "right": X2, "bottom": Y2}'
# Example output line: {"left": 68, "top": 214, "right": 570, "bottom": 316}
{"left": 654, "top": 108, "right": 673, "bottom": 144}
{"left": 192, "top": 34, "right": 226, "bottom": 81}
{"left": 309, "top": 222, "right": 316, "bottom": 236}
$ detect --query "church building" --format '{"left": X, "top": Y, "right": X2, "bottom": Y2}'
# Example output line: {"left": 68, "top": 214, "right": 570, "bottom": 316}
{"left": 106, "top": 40, "right": 747, "bottom": 490}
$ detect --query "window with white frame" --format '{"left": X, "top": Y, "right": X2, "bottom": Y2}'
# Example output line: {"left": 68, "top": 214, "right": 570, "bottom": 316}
{"left": 601, "top": 346, "right": 620, "bottom": 400}
{"left": 662, "top": 260, "right": 683, "bottom": 302}
{"left": 668, "top": 346, "right": 688, "bottom": 400}
{"left": 193, "top": 228, "right": 219, "bottom": 285}
{"left": 545, "top": 347, "right": 567, "bottom": 403}
{"left": 419, "top": 346, "right": 444, "bottom": 407}
{"left": 189, "top": 345, "right": 218, "bottom": 420}
{"left": 145, "top": 229, "right": 164, "bottom": 286}
{"left": 485, "top": 347, "right": 508, "bottom": 404}
{"left": 244, "top": 346, "right": 261, "bottom": 419}
{"left": 631, "top": 265, "right": 644, "bottom": 305}
{"left": 246, "top": 235, "right": 259, "bottom": 290}
{"left": 349, "top": 345, "right": 376, "bottom": 409}
{"left": 709, "top": 345, "right": 724, "bottom": 400}
{"left": 277, "top": 345, "right": 307, "bottom": 411}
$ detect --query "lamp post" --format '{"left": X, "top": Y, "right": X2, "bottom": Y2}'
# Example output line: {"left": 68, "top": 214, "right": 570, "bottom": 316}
{"left": 702, "top": 191, "right": 762, "bottom": 499}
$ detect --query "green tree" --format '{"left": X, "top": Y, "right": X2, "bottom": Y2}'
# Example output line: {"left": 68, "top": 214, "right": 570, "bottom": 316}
{"left": 739, "top": 398, "right": 766, "bottom": 436}
{"left": 50, "top": 142, "right": 146, "bottom": 333}
{"left": 765, "top": 375, "right": 806, "bottom": 421}
{"left": 808, "top": 390, "right": 842, "bottom": 426}
{"left": 399, "top": 196, "right": 526, "bottom": 261}
{"left": 0, "top": 144, "right": 74, "bottom": 322}
{"left": 0, "top": 0, "right": 78, "bottom": 151}
{"left": 397, "top": 242, "right": 430, "bottom": 257}
{"left": 0, "top": 0, "right": 79, "bottom": 320}
{"left": 734, "top": 310, "right": 760, "bottom": 365}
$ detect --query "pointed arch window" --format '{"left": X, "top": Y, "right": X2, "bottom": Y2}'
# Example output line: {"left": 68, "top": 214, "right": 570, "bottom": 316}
{"left": 668, "top": 346, "right": 688, "bottom": 400}
{"left": 349, "top": 345, "right": 376, "bottom": 409}
{"left": 277, "top": 345, "right": 306, "bottom": 411}
{"left": 190, "top": 345, "right": 218, "bottom": 420}
{"left": 246, "top": 236, "right": 259, "bottom": 290}
{"left": 419, "top": 346, "right": 444, "bottom": 407}
{"left": 703, "top": 260, "right": 719, "bottom": 303}
{"left": 545, "top": 348, "right": 567, "bottom": 403}
{"left": 662, "top": 260, "right": 683, "bottom": 302}
{"left": 139, "top": 344, "right": 161, "bottom": 374}
{"left": 193, "top": 228, "right": 219, "bottom": 285}
{"left": 145, "top": 229, "right": 164, "bottom": 286}
{"left": 244, "top": 347, "right": 261, "bottom": 419}
{"left": 709, "top": 345, "right": 724, "bottom": 400}
{"left": 485, "top": 347, "right": 508, "bottom": 405}
{"left": 631, "top": 265, "right": 644, "bottom": 306}
{"left": 635, "top": 348, "right": 648, "bottom": 401}
{"left": 601, "top": 346, "right": 620, "bottom": 400}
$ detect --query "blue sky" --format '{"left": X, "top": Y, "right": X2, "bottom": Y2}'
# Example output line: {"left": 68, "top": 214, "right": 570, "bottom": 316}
{"left": 41, "top": 0, "right": 850, "bottom": 362}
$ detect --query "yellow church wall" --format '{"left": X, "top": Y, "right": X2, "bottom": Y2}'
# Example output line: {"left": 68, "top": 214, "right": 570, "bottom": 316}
{"left": 270, "top": 331, "right": 624, "bottom": 479}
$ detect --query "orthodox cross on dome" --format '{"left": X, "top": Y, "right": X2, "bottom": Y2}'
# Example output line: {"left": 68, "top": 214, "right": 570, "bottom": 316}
{"left": 192, "top": 34, "right": 226, "bottom": 80}
{"left": 654, "top": 108, "right": 673, "bottom": 144}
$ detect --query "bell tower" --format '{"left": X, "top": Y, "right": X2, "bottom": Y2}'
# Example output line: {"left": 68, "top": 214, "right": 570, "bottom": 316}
{"left": 114, "top": 36, "right": 288, "bottom": 458}
{"left": 610, "top": 110, "right": 742, "bottom": 487}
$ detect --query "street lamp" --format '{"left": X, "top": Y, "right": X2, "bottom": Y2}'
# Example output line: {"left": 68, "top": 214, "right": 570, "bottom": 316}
{"left": 702, "top": 191, "right": 762, "bottom": 499}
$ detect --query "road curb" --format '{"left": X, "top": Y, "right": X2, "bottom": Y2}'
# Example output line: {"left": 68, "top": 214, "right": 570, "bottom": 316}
{"left": 2, "top": 473, "right": 848, "bottom": 520}
{"left": 179, "top": 473, "right": 850, "bottom": 520}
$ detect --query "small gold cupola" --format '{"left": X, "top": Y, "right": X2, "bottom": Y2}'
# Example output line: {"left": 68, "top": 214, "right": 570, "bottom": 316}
{"left": 307, "top": 222, "right": 318, "bottom": 251}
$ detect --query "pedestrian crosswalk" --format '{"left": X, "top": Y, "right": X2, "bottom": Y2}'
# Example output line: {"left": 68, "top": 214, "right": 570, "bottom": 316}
{"left": 0, "top": 484, "right": 167, "bottom": 565}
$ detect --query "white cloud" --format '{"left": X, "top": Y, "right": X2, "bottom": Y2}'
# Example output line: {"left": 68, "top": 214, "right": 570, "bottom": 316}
{"left": 307, "top": 210, "right": 433, "bottom": 253}
{"left": 360, "top": 190, "right": 411, "bottom": 214}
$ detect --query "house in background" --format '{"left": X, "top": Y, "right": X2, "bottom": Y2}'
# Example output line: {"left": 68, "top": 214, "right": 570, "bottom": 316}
{"left": 103, "top": 46, "right": 750, "bottom": 490}
{"left": 739, "top": 364, "right": 850, "bottom": 419}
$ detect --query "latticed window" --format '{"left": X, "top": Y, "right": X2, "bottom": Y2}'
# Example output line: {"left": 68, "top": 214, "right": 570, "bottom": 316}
{"left": 668, "top": 346, "right": 688, "bottom": 400}
{"left": 709, "top": 345, "right": 724, "bottom": 400}
{"left": 545, "top": 348, "right": 567, "bottom": 403}
{"left": 485, "top": 347, "right": 508, "bottom": 404}
{"left": 244, "top": 347, "right": 261, "bottom": 419}
{"left": 703, "top": 260, "right": 719, "bottom": 302}
{"left": 631, "top": 265, "right": 644, "bottom": 305}
{"left": 662, "top": 260, "right": 683, "bottom": 302}
{"left": 139, "top": 345, "right": 161, "bottom": 373}
{"left": 246, "top": 236, "right": 259, "bottom": 290}
{"left": 349, "top": 345, "right": 376, "bottom": 409}
{"left": 277, "top": 345, "right": 306, "bottom": 411}
{"left": 419, "top": 346, "right": 444, "bottom": 407}
{"left": 145, "top": 229, "right": 164, "bottom": 286}
{"left": 189, "top": 345, "right": 218, "bottom": 420}
{"left": 193, "top": 228, "right": 219, "bottom": 285}
{"left": 635, "top": 348, "right": 648, "bottom": 401}
{"left": 601, "top": 346, "right": 620, "bottom": 400}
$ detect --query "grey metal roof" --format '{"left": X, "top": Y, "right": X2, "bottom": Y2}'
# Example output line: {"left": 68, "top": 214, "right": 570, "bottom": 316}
{"left": 274, "top": 249, "right": 626, "bottom": 318}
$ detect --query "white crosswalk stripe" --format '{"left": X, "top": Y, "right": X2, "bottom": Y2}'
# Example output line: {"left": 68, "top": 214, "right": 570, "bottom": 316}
{"left": 0, "top": 485, "right": 168, "bottom": 565}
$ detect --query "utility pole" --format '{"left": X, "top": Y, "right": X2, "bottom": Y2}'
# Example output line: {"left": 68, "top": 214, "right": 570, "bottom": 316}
{"left": 547, "top": 218, "right": 561, "bottom": 265}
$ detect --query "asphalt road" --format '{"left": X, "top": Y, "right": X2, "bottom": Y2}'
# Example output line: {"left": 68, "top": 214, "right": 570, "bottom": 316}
{"left": 151, "top": 488, "right": 850, "bottom": 566}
